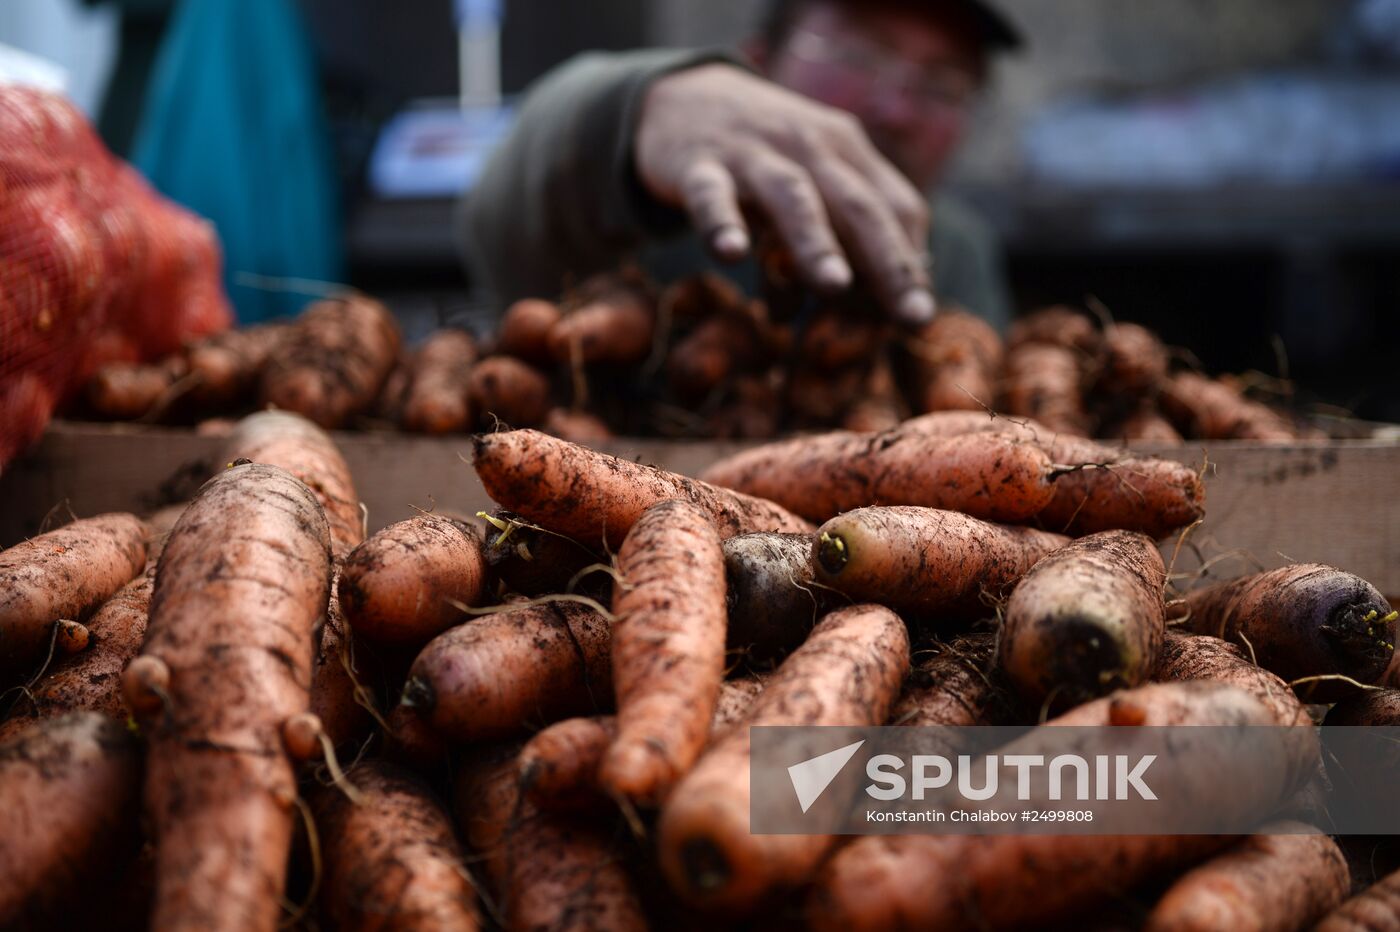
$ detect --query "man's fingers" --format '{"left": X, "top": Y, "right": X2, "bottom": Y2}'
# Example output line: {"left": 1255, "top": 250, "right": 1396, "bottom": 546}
{"left": 825, "top": 119, "right": 930, "bottom": 245}
{"left": 678, "top": 158, "right": 750, "bottom": 261}
{"left": 737, "top": 153, "right": 852, "bottom": 292}
{"left": 812, "top": 160, "right": 935, "bottom": 326}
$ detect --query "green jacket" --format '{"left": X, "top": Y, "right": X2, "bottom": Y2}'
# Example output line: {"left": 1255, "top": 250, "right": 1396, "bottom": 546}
{"left": 459, "top": 49, "right": 1012, "bottom": 331}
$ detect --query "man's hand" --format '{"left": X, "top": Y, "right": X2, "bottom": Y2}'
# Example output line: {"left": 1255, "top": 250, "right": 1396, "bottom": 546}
{"left": 635, "top": 63, "right": 935, "bottom": 326}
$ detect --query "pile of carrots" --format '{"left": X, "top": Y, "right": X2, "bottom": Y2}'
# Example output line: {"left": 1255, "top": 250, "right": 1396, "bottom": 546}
{"left": 1, "top": 405, "right": 1396, "bottom": 930}
{"left": 78, "top": 271, "right": 1321, "bottom": 445}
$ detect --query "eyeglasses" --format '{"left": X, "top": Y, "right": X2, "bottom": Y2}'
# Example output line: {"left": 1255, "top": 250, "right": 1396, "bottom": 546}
{"left": 784, "top": 28, "right": 980, "bottom": 112}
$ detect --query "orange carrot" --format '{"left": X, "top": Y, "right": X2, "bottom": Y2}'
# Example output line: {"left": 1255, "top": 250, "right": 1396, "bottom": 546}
{"left": 1007, "top": 306, "right": 1101, "bottom": 353}
{"left": 900, "top": 307, "right": 1004, "bottom": 413}
{"left": 1146, "top": 828, "right": 1349, "bottom": 932}
{"left": 339, "top": 514, "right": 489, "bottom": 648}
{"left": 999, "top": 530, "right": 1167, "bottom": 708}
{"left": 519, "top": 676, "right": 766, "bottom": 814}
{"left": 185, "top": 322, "right": 290, "bottom": 410}
{"left": 313, "top": 761, "right": 479, "bottom": 932}
{"left": 259, "top": 294, "right": 402, "bottom": 429}
{"left": 221, "top": 409, "right": 363, "bottom": 557}
{"left": 123, "top": 462, "right": 332, "bottom": 932}
{"left": 658, "top": 604, "right": 910, "bottom": 913}
{"left": 497, "top": 298, "right": 562, "bottom": 365}
{"left": 600, "top": 500, "right": 726, "bottom": 806}
{"left": 701, "top": 429, "right": 1057, "bottom": 524}
{"left": 0, "top": 713, "right": 143, "bottom": 928}
{"left": 454, "top": 748, "right": 647, "bottom": 932}
{"left": 1160, "top": 371, "right": 1297, "bottom": 441}
{"left": 0, "top": 513, "right": 147, "bottom": 681}
{"left": 401, "top": 328, "right": 477, "bottom": 435}
{"left": 1156, "top": 632, "right": 1310, "bottom": 727}
{"left": 399, "top": 601, "right": 611, "bottom": 741}
{"left": 86, "top": 356, "right": 187, "bottom": 420}
{"left": 813, "top": 507, "right": 1068, "bottom": 621}
{"left": 0, "top": 564, "right": 153, "bottom": 742}
{"left": 542, "top": 407, "right": 614, "bottom": 443}
{"left": 1095, "top": 322, "right": 1169, "bottom": 397}
{"left": 890, "top": 633, "right": 1013, "bottom": 727}
{"left": 809, "top": 682, "right": 1313, "bottom": 932}
{"left": 1316, "top": 869, "right": 1400, "bottom": 932}
{"left": 549, "top": 273, "right": 656, "bottom": 366}
{"left": 898, "top": 411, "right": 1206, "bottom": 538}
{"left": 1001, "top": 342, "right": 1092, "bottom": 436}
{"left": 472, "top": 429, "right": 813, "bottom": 550}
{"left": 467, "top": 356, "right": 552, "bottom": 429}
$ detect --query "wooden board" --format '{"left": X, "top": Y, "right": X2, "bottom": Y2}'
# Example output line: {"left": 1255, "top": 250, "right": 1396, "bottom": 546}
{"left": 2, "top": 422, "right": 1398, "bottom": 598}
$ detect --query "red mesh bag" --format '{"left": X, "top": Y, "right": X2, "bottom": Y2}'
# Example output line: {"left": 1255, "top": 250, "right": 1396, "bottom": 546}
{"left": 0, "top": 84, "right": 232, "bottom": 467}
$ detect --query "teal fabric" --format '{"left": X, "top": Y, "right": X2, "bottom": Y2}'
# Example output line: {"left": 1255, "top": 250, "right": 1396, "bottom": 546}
{"left": 132, "top": 0, "right": 342, "bottom": 322}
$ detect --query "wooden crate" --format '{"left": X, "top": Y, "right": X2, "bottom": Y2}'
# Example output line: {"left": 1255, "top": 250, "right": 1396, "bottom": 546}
{"left": 3, "top": 421, "right": 1397, "bottom": 598}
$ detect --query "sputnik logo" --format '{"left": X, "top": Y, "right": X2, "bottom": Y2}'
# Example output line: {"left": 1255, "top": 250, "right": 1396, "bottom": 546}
{"left": 787, "top": 740, "right": 866, "bottom": 813}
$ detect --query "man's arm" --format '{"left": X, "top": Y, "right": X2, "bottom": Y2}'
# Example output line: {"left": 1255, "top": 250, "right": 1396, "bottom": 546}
{"left": 458, "top": 49, "right": 736, "bottom": 305}
{"left": 460, "top": 51, "right": 936, "bottom": 324}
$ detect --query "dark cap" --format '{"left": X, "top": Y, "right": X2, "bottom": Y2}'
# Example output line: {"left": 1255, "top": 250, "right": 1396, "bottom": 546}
{"left": 762, "top": 0, "right": 1025, "bottom": 56}
{"left": 960, "top": 0, "right": 1023, "bottom": 51}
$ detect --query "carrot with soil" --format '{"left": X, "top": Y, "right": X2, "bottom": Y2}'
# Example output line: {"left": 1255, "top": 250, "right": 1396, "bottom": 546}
{"left": 900, "top": 307, "right": 1004, "bottom": 413}
{"left": 221, "top": 409, "right": 364, "bottom": 557}
{"left": 898, "top": 410, "right": 1206, "bottom": 538}
{"left": 699, "top": 429, "right": 1058, "bottom": 525}
{"left": 339, "top": 513, "right": 489, "bottom": 648}
{"left": 86, "top": 356, "right": 188, "bottom": 420}
{"left": 122, "top": 462, "right": 332, "bottom": 932}
{"left": 1095, "top": 322, "right": 1169, "bottom": 398}
{"left": 472, "top": 429, "right": 813, "bottom": 549}
{"left": 455, "top": 748, "right": 648, "bottom": 932}
{"left": 0, "top": 713, "right": 143, "bottom": 929}
{"left": 185, "top": 321, "right": 290, "bottom": 410}
{"left": 401, "top": 328, "right": 477, "bottom": 435}
{"left": 1160, "top": 371, "right": 1297, "bottom": 441}
{"left": 1007, "top": 306, "right": 1102, "bottom": 354}
{"left": 222, "top": 411, "right": 371, "bottom": 745}
{"left": 1156, "top": 632, "right": 1310, "bottom": 727}
{"left": 312, "top": 761, "right": 479, "bottom": 932}
{"left": 0, "top": 512, "right": 147, "bottom": 682}
{"left": 813, "top": 507, "right": 1068, "bottom": 622}
{"left": 809, "top": 681, "right": 1316, "bottom": 932}
{"left": 497, "top": 298, "right": 561, "bottom": 365}
{"left": 467, "top": 356, "right": 552, "bottom": 428}
{"left": 998, "top": 530, "right": 1167, "bottom": 708}
{"left": 1178, "top": 564, "right": 1396, "bottom": 701}
{"left": 602, "top": 499, "right": 727, "bottom": 806}
{"left": 658, "top": 604, "right": 910, "bottom": 913}
{"left": 259, "top": 294, "right": 402, "bottom": 429}
{"left": 1000, "top": 342, "right": 1091, "bottom": 437}
{"left": 1144, "top": 828, "right": 1349, "bottom": 932}
{"left": 891, "top": 633, "right": 1013, "bottom": 727}
{"left": 399, "top": 600, "right": 612, "bottom": 742}
{"left": 1317, "top": 867, "right": 1400, "bottom": 932}
{"left": 548, "top": 272, "right": 656, "bottom": 366}
{"left": 522, "top": 677, "right": 766, "bottom": 812}
{"left": 0, "top": 564, "right": 153, "bottom": 741}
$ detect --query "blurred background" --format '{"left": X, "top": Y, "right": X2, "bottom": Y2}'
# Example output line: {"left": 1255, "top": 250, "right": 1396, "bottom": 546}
{"left": 3, "top": 0, "right": 1397, "bottom": 421}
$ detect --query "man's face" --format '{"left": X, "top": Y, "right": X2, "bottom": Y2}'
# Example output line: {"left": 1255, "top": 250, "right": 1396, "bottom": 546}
{"left": 762, "top": 2, "right": 983, "bottom": 191}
